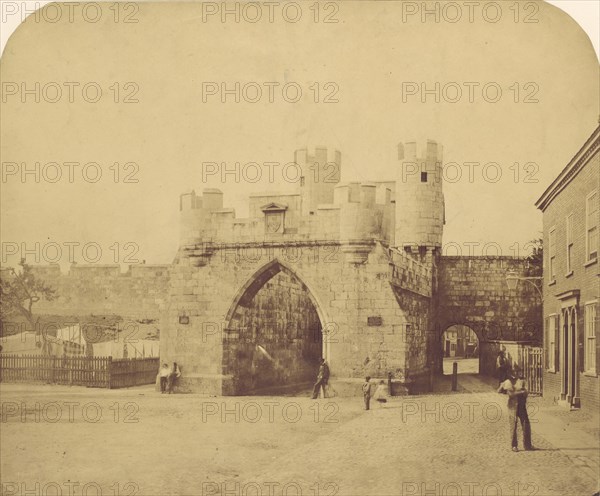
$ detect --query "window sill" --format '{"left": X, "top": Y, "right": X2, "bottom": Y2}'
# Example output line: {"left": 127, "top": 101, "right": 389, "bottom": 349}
{"left": 583, "top": 371, "right": 598, "bottom": 378}
{"left": 546, "top": 368, "right": 557, "bottom": 374}
{"left": 565, "top": 271, "right": 574, "bottom": 278}
{"left": 584, "top": 258, "right": 597, "bottom": 268}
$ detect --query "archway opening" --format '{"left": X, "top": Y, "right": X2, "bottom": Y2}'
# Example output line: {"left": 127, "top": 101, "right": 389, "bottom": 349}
{"left": 224, "top": 262, "right": 323, "bottom": 395}
{"left": 441, "top": 325, "right": 479, "bottom": 375}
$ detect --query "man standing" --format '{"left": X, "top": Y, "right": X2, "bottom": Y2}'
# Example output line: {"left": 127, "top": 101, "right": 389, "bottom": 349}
{"left": 496, "top": 350, "right": 508, "bottom": 387}
{"left": 498, "top": 367, "right": 533, "bottom": 452}
{"left": 311, "top": 358, "right": 330, "bottom": 399}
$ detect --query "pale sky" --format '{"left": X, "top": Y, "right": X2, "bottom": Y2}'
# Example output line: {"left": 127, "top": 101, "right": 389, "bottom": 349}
{"left": 1, "top": 1, "right": 598, "bottom": 269}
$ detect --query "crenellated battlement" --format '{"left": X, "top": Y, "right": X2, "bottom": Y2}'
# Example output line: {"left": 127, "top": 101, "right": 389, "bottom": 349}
{"left": 388, "top": 247, "right": 433, "bottom": 297}
{"left": 180, "top": 188, "right": 224, "bottom": 213}
{"left": 295, "top": 146, "right": 341, "bottom": 216}
{"left": 179, "top": 182, "right": 395, "bottom": 249}
{"left": 28, "top": 263, "right": 170, "bottom": 278}
{"left": 294, "top": 146, "right": 341, "bottom": 168}
{"left": 395, "top": 139, "right": 445, "bottom": 249}
{"left": 398, "top": 139, "right": 443, "bottom": 163}
{"left": 179, "top": 140, "right": 444, "bottom": 259}
{"left": 333, "top": 182, "right": 390, "bottom": 205}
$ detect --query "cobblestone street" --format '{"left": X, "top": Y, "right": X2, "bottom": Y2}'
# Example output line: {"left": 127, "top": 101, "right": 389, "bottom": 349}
{"left": 1, "top": 376, "right": 598, "bottom": 496}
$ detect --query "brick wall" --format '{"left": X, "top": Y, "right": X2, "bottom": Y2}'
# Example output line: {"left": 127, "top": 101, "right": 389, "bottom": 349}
{"left": 541, "top": 149, "right": 599, "bottom": 412}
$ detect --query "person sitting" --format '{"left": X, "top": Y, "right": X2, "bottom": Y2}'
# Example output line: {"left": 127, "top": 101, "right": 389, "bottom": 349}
{"left": 158, "top": 363, "right": 170, "bottom": 393}
{"left": 167, "top": 362, "right": 181, "bottom": 394}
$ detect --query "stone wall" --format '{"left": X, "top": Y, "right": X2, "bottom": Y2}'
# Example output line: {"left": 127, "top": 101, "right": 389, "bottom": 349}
{"left": 438, "top": 256, "right": 542, "bottom": 343}
{"left": 162, "top": 241, "right": 416, "bottom": 395}
{"left": 24, "top": 264, "right": 169, "bottom": 320}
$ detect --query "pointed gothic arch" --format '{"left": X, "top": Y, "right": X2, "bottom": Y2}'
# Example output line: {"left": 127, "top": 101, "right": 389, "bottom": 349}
{"left": 223, "top": 258, "right": 330, "bottom": 394}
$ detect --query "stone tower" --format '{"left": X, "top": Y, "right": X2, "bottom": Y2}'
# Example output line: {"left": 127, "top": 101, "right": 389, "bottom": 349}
{"left": 295, "top": 146, "right": 341, "bottom": 216}
{"left": 394, "top": 140, "right": 445, "bottom": 253}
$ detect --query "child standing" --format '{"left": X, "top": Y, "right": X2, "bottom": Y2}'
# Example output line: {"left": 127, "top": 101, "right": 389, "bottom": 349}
{"left": 372, "top": 380, "right": 388, "bottom": 407}
{"left": 362, "top": 376, "right": 372, "bottom": 410}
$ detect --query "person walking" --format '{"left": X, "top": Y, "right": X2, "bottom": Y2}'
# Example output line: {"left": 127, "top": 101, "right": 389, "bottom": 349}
{"left": 311, "top": 358, "right": 330, "bottom": 399}
{"left": 498, "top": 367, "right": 533, "bottom": 452}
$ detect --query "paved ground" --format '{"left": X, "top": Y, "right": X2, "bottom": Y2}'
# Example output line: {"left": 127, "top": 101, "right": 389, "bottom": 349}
{"left": 1, "top": 377, "right": 598, "bottom": 496}
{"left": 442, "top": 357, "right": 479, "bottom": 375}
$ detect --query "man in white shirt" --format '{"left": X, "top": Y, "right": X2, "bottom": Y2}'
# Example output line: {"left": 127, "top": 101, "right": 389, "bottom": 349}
{"left": 158, "top": 363, "right": 170, "bottom": 394}
{"left": 497, "top": 366, "right": 533, "bottom": 452}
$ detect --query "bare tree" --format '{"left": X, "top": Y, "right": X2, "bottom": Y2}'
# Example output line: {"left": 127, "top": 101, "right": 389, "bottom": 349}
{"left": 0, "top": 259, "right": 57, "bottom": 354}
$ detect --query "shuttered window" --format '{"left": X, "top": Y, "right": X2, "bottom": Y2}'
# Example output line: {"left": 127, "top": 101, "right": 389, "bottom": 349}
{"left": 549, "top": 227, "right": 556, "bottom": 282}
{"left": 566, "top": 214, "right": 574, "bottom": 274}
{"left": 546, "top": 314, "right": 557, "bottom": 371}
{"left": 587, "top": 190, "right": 598, "bottom": 262}
{"left": 584, "top": 302, "right": 597, "bottom": 373}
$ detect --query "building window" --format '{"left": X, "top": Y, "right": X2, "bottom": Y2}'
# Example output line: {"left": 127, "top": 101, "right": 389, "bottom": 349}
{"left": 566, "top": 214, "right": 574, "bottom": 274}
{"left": 586, "top": 190, "right": 598, "bottom": 262}
{"left": 584, "top": 302, "right": 597, "bottom": 374}
{"left": 421, "top": 172, "right": 428, "bottom": 183}
{"left": 549, "top": 227, "right": 556, "bottom": 283}
{"left": 546, "top": 314, "right": 557, "bottom": 371}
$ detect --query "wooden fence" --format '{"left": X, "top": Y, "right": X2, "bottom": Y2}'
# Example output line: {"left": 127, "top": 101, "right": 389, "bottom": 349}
{"left": 0, "top": 355, "right": 159, "bottom": 389}
{"left": 519, "top": 346, "right": 543, "bottom": 396}
{"left": 110, "top": 357, "right": 160, "bottom": 388}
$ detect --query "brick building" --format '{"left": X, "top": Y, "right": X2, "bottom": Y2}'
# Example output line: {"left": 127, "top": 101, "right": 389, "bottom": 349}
{"left": 535, "top": 125, "right": 599, "bottom": 412}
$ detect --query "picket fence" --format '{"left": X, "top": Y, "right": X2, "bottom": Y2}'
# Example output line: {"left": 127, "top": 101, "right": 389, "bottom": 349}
{"left": 0, "top": 354, "right": 159, "bottom": 389}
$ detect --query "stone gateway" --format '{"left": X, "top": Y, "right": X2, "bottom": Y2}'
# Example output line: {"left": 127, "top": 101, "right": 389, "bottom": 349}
{"left": 161, "top": 140, "right": 542, "bottom": 395}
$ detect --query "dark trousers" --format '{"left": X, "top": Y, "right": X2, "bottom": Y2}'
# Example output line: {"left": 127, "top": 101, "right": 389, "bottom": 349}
{"left": 160, "top": 376, "right": 168, "bottom": 393}
{"left": 311, "top": 378, "right": 327, "bottom": 399}
{"left": 497, "top": 369, "right": 507, "bottom": 385}
{"left": 364, "top": 395, "right": 370, "bottom": 410}
{"left": 510, "top": 405, "right": 532, "bottom": 449}
{"left": 167, "top": 374, "right": 177, "bottom": 393}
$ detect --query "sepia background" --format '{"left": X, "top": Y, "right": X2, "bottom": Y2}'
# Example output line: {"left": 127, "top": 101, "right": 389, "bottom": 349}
{"left": 1, "top": 0, "right": 598, "bottom": 268}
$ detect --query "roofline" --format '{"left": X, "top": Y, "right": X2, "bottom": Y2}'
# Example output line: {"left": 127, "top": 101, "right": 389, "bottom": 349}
{"left": 535, "top": 124, "right": 600, "bottom": 212}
